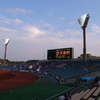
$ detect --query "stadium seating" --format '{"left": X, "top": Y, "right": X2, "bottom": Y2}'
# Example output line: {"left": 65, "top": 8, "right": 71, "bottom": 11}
{"left": 92, "top": 86, "right": 100, "bottom": 97}
{"left": 71, "top": 86, "right": 100, "bottom": 100}
{"left": 1, "top": 59, "right": 100, "bottom": 81}
{"left": 82, "top": 87, "right": 97, "bottom": 100}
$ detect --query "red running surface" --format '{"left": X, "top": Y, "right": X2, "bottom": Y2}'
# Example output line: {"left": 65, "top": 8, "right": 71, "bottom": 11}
{"left": 0, "top": 70, "right": 39, "bottom": 92}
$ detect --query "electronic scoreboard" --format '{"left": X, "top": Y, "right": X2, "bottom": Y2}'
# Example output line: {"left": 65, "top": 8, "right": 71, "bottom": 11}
{"left": 47, "top": 48, "right": 74, "bottom": 60}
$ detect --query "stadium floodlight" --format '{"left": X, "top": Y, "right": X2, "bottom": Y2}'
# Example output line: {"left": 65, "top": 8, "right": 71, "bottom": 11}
{"left": 3, "top": 39, "right": 10, "bottom": 45}
{"left": 3, "top": 39, "right": 10, "bottom": 65}
{"left": 78, "top": 13, "right": 90, "bottom": 28}
{"left": 78, "top": 14, "right": 90, "bottom": 69}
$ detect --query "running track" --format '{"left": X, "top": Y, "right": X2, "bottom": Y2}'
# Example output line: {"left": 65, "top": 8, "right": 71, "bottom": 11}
{"left": 0, "top": 70, "right": 39, "bottom": 92}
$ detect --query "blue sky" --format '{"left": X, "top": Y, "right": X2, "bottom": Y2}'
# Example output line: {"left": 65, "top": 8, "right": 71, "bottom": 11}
{"left": 0, "top": 0, "right": 100, "bottom": 61}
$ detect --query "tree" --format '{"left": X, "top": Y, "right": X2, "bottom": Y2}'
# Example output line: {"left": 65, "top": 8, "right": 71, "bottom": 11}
{"left": 78, "top": 53, "right": 95, "bottom": 58}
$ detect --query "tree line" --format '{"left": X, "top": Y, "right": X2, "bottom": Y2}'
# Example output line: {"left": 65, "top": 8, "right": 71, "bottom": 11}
{"left": 0, "top": 53, "right": 98, "bottom": 65}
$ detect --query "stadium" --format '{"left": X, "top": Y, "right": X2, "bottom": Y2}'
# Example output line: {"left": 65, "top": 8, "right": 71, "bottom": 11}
{"left": 0, "top": 47, "right": 100, "bottom": 100}
{"left": 1, "top": 0, "right": 100, "bottom": 100}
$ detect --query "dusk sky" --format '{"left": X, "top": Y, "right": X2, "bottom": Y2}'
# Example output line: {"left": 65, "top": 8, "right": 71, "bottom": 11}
{"left": 0, "top": 0, "right": 100, "bottom": 61}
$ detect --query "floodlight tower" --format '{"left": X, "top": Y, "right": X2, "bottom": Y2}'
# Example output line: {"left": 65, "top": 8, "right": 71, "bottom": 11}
{"left": 78, "top": 14, "right": 90, "bottom": 69}
{"left": 3, "top": 39, "right": 10, "bottom": 65}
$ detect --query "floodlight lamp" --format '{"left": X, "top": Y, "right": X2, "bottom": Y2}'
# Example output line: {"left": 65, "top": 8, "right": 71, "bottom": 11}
{"left": 78, "top": 13, "right": 90, "bottom": 28}
{"left": 3, "top": 39, "right": 10, "bottom": 45}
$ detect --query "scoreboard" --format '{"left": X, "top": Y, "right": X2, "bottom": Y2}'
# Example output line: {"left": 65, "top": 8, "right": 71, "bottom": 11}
{"left": 47, "top": 48, "right": 74, "bottom": 60}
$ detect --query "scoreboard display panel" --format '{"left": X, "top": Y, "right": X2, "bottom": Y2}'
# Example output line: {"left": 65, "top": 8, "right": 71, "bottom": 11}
{"left": 47, "top": 48, "right": 74, "bottom": 60}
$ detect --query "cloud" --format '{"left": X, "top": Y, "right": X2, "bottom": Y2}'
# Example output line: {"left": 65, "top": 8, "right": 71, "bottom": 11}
{"left": 0, "top": 17, "right": 23, "bottom": 25}
{"left": 43, "top": 9, "right": 61, "bottom": 16}
{"left": 69, "top": 22, "right": 75, "bottom": 25}
{"left": 45, "top": 29, "right": 82, "bottom": 39}
{"left": 0, "top": 27, "right": 15, "bottom": 32}
{"left": 13, "top": 19, "right": 22, "bottom": 25}
{"left": 91, "top": 24, "right": 100, "bottom": 34}
{"left": 61, "top": 17, "right": 64, "bottom": 20}
{"left": 0, "top": 26, "right": 21, "bottom": 40}
{"left": 0, "top": 23, "right": 100, "bottom": 61}
{"left": 21, "top": 25, "right": 82, "bottom": 40}
{"left": 42, "top": 23, "right": 53, "bottom": 27}
{"left": 0, "top": 23, "right": 99, "bottom": 42}
{"left": 15, "top": 24, "right": 83, "bottom": 42}
{"left": 87, "top": 24, "right": 100, "bottom": 40}
{"left": 0, "top": 17, "right": 11, "bottom": 24}
{"left": 0, "top": 20, "right": 10, "bottom": 24}
{"left": 5, "top": 8, "right": 33, "bottom": 14}
{"left": 22, "top": 25, "right": 46, "bottom": 39}
{"left": 34, "top": 23, "right": 53, "bottom": 27}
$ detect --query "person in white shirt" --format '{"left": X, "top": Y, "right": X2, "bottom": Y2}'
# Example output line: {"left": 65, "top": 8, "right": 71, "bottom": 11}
{"left": 59, "top": 93, "right": 65, "bottom": 100}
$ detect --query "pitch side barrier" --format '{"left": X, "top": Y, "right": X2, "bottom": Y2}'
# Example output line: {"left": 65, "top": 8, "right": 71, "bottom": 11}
{"left": 46, "top": 83, "right": 83, "bottom": 100}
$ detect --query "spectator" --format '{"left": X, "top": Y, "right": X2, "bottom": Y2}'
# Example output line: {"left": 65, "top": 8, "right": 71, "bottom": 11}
{"left": 94, "top": 77, "right": 98, "bottom": 86}
{"left": 64, "top": 93, "right": 68, "bottom": 100}
{"left": 67, "top": 92, "right": 71, "bottom": 100}
{"left": 59, "top": 93, "right": 65, "bottom": 100}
